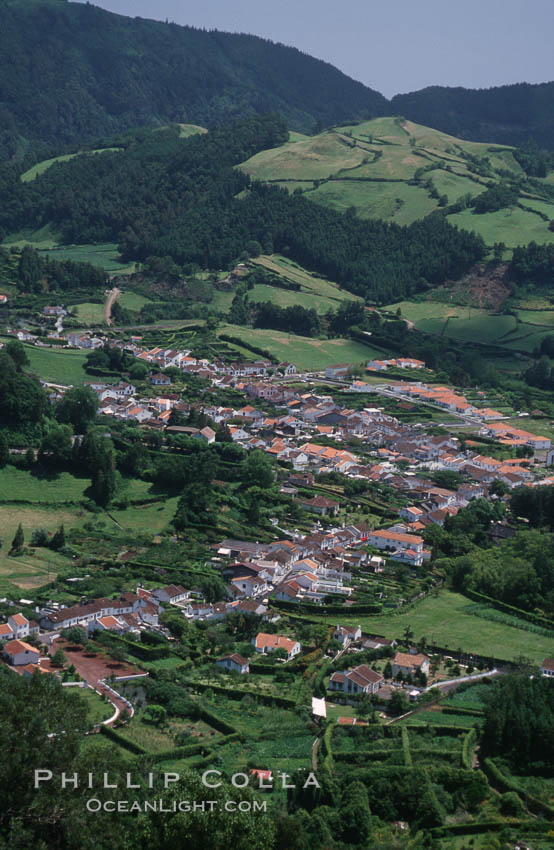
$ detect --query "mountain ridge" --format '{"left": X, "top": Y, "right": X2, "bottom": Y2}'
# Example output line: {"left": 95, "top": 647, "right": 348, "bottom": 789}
{"left": 1, "top": 0, "right": 554, "bottom": 163}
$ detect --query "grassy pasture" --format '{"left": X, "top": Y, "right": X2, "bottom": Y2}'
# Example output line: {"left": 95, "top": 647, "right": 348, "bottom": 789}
{"left": 117, "top": 291, "right": 150, "bottom": 311}
{"left": 22, "top": 344, "right": 89, "bottom": 385}
{"left": 218, "top": 323, "right": 379, "bottom": 370}
{"left": 0, "top": 503, "right": 88, "bottom": 592}
{"left": 252, "top": 254, "right": 360, "bottom": 304}
{"left": 108, "top": 497, "right": 179, "bottom": 533}
{"left": 38, "top": 243, "right": 136, "bottom": 273}
{"left": 327, "top": 590, "right": 554, "bottom": 664}
{"left": 0, "top": 466, "right": 91, "bottom": 503}
{"left": 249, "top": 283, "right": 343, "bottom": 314}
{"left": 241, "top": 131, "right": 368, "bottom": 180}
{"left": 309, "top": 179, "right": 438, "bottom": 224}
{"left": 446, "top": 206, "right": 554, "bottom": 247}
{"left": 70, "top": 301, "right": 105, "bottom": 325}
{"left": 239, "top": 116, "right": 554, "bottom": 246}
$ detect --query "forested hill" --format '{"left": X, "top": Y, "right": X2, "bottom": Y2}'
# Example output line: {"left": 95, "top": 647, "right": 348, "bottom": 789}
{"left": 392, "top": 82, "right": 554, "bottom": 149}
{"left": 0, "top": 0, "right": 387, "bottom": 161}
{"left": 0, "top": 115, "right": 485, "bottom": 304}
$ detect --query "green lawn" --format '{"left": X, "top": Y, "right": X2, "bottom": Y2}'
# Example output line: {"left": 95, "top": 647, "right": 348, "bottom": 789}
{"left": 322, "top": 590, "right": 554, "bottom": 664}
{"left": 217, "top": 323, "right": 380, "bottom": 370}
{"left": 23, "top": 344, "right": 89, "bottom": 385}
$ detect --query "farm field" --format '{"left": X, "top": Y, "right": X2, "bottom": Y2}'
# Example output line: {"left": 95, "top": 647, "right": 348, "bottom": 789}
{"left": 70, "top": 301, "right": 105, "bottom": 325}
{"left": 327, "top": 590, "right": 554, "bottom": 664}
{"left": 107, "top": 496, "right": 179, "bottom": 533}
{"left": 37, "top": 243, "right": 137, "bottom": 273}
{"left": 248, "top": 282, "right": 346, "bottom": 314}
{"left": 22, "top": 343, "right": 89, "bottom": 385}
{"left": 252, "top": 254, "right": 361, "bottom": 305}
{"left": 447, "top": 205, "right": 554, "bottom": 247}
{"left": 308, "top": 178, "right": 438, "bottom": 225}
{"left": 217, "top": 323, "right": 380, "bottom": 370}
{"left": 382, "top": 299, "right": 554, "bottom": 352}
{"left": 0, "top": 504, "right": 87, "bottom": 592}
{"left": 240, "top": 117, "right": 554, "bottom": 246}
{"left": 0, "top": 466, "right": 91, "bottom": 503}
{"left": 176, "top": 123, "right": 207, "bottom": 138}
{"left": 117, "top": 291, "right": 151, "bottom": 311}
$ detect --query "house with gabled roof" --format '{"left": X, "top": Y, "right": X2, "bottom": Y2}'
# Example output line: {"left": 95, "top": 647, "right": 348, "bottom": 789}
{"left": 3, "top": 639, "right": 40, "bottom": 666}
{"left": 329, "top": 664, "right": 383, "bottom": 695}
{"left": 252, "top": 633, "right": 301, "bottom": 659}
{"left": 216, "top": 653, "right": 249, "bottom": 675}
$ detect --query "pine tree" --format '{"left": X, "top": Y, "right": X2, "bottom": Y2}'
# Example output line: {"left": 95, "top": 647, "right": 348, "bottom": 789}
{"left": 50, "top": 525, "right": 65, "bottom": 550}
{"left": 11, "top": 523, "right": 24, "bottom": 552}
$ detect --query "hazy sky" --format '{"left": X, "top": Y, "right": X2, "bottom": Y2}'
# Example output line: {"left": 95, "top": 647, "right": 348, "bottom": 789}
{"left": 75, "top": 0, "right": 553, "bottom": 98}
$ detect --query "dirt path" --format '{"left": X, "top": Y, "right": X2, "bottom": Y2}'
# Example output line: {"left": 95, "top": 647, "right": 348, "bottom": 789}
{"left": 104, "top": 287, "right": 121, "bottom": 326}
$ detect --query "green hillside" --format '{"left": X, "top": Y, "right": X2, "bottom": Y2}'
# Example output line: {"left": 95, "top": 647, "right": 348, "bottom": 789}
{"left": 0, "top": 0, "right": 387, "bottom": 160}
{"left": 241, "top": 117, "right": 554, "bottom": 249}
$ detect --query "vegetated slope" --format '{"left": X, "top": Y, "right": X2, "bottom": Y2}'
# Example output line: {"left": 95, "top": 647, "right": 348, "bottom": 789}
{"left": 240, "top": 116, "right": 554, "bottom": 248}
{"left": 0, "top": 115, "right": 485, "bottom": 304}
{"left": 391, "top": 82, "right": 554, "bottom": 149}
{"left": 0, "top": 0, "right": 387, "bottom": 161}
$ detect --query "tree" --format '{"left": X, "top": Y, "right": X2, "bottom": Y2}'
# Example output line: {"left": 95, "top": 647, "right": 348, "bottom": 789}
{"left": 402, "top": 625, "right": 414, "bottom": 646}
{"left": 50, "top": 525, "right": 66, "bottom": 550}
{"left": 339, "top": 780, "right": 372, "bottom": 844}
{"left": 51, "top": 649, "right": 67, "bottom": 667}
{"left": 39, "top": 421, "right": 73, "bottom": 465}
{"left": 389, "top": 689, "right": 409, "bottom": 716}
{"left": 5, "top": 339, "right": 29, "bottom": 370}
{"left": 0, "top": 432, "right": 9, "bottom": 468}
{"left": 56, "top": 386, "right": 98, "bottom": 433}
{"left": 489, "top": 479, "right": 510, "bottom": 498}
{"left": 383, "top": 660, "right": 392, "bottom": 679}
{"left": 11, "top": 523, "right": 24, "bottom": 553}
{"left": 243, "top": 449, "right": 274, "bottom": 488}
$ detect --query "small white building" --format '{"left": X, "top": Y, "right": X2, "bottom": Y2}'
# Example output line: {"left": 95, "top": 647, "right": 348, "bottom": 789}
{"left": 216, "top": 653, "right": 249, "bottom": 675}
{"left": 3, "top": 639, "right": 40, "bottom": 666}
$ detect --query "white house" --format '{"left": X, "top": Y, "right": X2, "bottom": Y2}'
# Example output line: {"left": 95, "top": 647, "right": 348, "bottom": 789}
{"left": 329, "top": 664, "right": 384, "bottom": 695}
{"left": 333, "top": 624, "right": 362, "bottom": 646}
{"left": 216, "top": 653, "right": 250, "bottom": 675}
{"left": 368, "top": 529, "right": 424, "bottom": 552}
{"left": 3, "top": 639, "right": 40, "bottom": 666}
{"left": 252, "top": 633, "right": 301, "bottom": 660}
{"left": 392, "top": 651, "right": 430, "bottom": 678}
{"left": 7, "top": 613, "right": 29, "bottom": 639}
{"left": 152, "top": 585, "right": 189, "bottom": 605}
